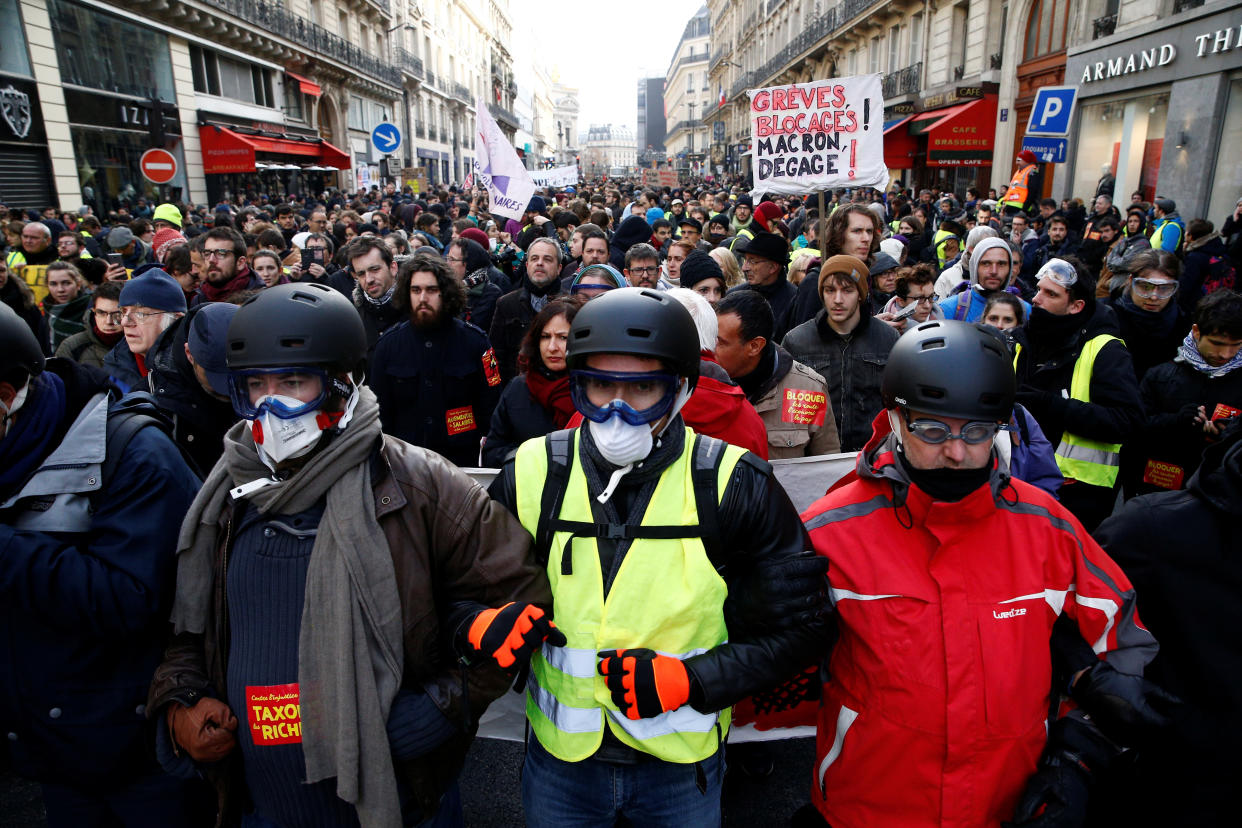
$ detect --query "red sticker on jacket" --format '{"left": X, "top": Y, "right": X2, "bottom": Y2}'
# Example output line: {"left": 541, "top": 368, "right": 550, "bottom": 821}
{"left": 482, "top": 348, "right": 501, "bottom": 387}
{"left": 781, "top": 389, "right": 827, "bottom": 426}
{"left": 1212, "top": 403, "right": 1241, "bottom": 421}
{"left": 1142, "top": 459, "right": 1184, "bottom": 490}
{"left": 246, "top": 683, "right": 302, "bottom": 745}
{"left": 446, "top": 406, "right": 477, "bottom": 435}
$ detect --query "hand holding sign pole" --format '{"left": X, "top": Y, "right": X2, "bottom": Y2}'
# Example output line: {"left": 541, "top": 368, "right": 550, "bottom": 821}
{"left": 749, "top": 73, "right": 889, "bottom": 201}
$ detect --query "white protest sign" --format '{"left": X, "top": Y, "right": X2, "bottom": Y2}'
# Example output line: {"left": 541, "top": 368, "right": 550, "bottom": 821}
{"left": 474, "top": 97, "right": 536, "bottom": 222}
{"left": 530, "top": 164, "right": 579, "bottom": 188}
{"left": 749, "top": 74, "right": 889, "bottom": 198}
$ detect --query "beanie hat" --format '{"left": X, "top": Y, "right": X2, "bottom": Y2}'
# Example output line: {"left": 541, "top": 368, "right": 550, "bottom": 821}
{"left": 735, "top": 193, "right": 753, "bottom": 209}
{"left": 820, "top": 254, "right": 870, "bottom": 299}
{"left": 153, "top": 203, "right": 183, "bottom": 228}
{"left": 119, "top": 268, "right": 187, "bottom": 313}
{"left": 526, "top": 195, "right": 546, "bottom": 214}
{"left": 153, "top": 228, "right": 187, "bottom": 263}
{"left": 678, "top": 250, "right": 725, "bottom": 290}
{"left": 1154, "top": 197, "right": 1176, "bottom": 214}
{"left": 868, "top": 252, "right": 901, "bottom": 277}
{"left": 460, "top": 226, "right": 491, "bottom": 249}
{"left": 879, "top": 237, "right": 905, "bottom": 262}
{"left": 753, "top": 201, "right": 783, "bottom": 232}
{"left": 107, "top": 225, "right": 134, "bottom": 250}
{"left": 1017, "top": 149, "right": 1038, "bottom": 165}
{"left": 646, "top": 206, "right": 665, "bottom": 227}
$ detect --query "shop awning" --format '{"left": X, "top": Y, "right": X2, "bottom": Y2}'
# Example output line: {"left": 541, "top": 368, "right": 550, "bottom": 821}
{"left": 883, "top": 115, "right": 917, "bottom": 170}
{"left": 923, "top": 97, "right": 998, "bottom": 167}
{"left": 906, "top": 102, "right": 973, "bottom": 136}
{"left": 285, "top": 71, "right": 322, "bottom": 98}
{"left": 199, "top": 125, "right": 351, "bottom": 173}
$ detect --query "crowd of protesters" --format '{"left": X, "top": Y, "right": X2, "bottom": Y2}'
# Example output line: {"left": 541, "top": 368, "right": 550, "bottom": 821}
{"left": 3, "top": 156, "right": 1242, "bottom": 827}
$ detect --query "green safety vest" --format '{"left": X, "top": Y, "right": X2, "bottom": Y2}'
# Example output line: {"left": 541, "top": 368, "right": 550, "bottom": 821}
{"left": 514, "top": 427, "right": 743, "bottom": 763}
{"left": 933, "top": 228, "right": 957, "bottom": 268}
{"left": 1015, "top": 334, "right": 1123, "bottom": 487}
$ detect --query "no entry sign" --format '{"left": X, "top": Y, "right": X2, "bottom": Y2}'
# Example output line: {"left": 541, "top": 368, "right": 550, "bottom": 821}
{"left": 140, "top": 148, "right": 178, "bottom": 184}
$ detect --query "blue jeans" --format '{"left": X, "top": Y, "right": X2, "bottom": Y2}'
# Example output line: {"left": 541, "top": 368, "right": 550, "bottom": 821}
{"left": 522, "top": 734, "right": 724, "bottom": 828}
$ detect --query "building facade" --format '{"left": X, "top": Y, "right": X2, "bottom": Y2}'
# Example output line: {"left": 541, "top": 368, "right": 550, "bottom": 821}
{"left": 636, "top": 77, "right": 666, "bottom": 168}
{"left": 664, "top": 5, "right": 712, "bottom": 177}
{"left": 581, "top": 124, "right": 635, "bottom": 178}
{"left": 552, "top": 81, "right": 580, "bottom": 167}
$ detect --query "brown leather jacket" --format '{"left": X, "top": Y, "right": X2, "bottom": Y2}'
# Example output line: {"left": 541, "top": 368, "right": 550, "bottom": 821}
{"left": 147, "top": 436, "right": 550, "bottom": 825}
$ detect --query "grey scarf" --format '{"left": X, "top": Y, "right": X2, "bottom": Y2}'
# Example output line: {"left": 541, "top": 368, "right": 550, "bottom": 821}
{"left": 171, "top": 388, "right": 404, "bottom": 827}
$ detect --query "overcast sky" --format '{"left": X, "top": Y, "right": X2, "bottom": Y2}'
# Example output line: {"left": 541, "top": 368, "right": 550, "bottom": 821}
{"left": 514, "top": 0, "right": 706, "bottom": 136}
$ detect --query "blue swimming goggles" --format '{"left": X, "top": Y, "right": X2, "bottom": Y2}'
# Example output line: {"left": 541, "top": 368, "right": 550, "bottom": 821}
{"left": 570, "top": 369, "right": 682, "bottom": 425}
{"left": 227, "top": 366, "right": 352, "bottom": 420}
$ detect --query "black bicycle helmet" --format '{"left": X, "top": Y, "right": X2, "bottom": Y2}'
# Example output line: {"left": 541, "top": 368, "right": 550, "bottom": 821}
{"left": 226, "top": 282, "right": 367, "bottom": 378}
{"left": 881, "top": 320, "right": 1015, "bottom": 421}
{"left": 0, "top": 302, "right": 45, "bottom": 382}
{"left": 567, "top": 287, "right": 701, "bottom": 383}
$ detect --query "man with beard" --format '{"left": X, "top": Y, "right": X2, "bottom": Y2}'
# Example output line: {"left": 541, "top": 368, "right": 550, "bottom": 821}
{"left": 1014, "top": 257, "right": 1144, "bottom": 530}
{"left": 193, "top": 227, "right": 263, "bottom": 306}
{"left": 623, "top": 243, "right": 663, "bottom": 289}
{"left": 344, "top": 236, "right": 404, "bottom": 354}
{"left": 788, "top": 204, "right": 882, "bottom": 329}
{"left": 938, "top": 237, "right": 1031, "bottom": 323}
{"left": 727, "top": 232, "right": 799, "bottom": 340}
{"left": 371, "top": 254, "right": 501, "bottom": 467}
{"left": 491, "top": 237, "right": 564, "bottom": 383}
{"left": 782, "top": 255, "right": 899, "bottom": 453}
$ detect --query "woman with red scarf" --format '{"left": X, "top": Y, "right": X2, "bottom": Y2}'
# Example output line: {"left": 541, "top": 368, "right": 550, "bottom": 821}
{"left": 482, "top": 296, "right": 584, "bottom": 466}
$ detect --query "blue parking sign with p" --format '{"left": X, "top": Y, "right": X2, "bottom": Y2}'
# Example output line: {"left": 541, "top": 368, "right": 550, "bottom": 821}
{"left": 1027, "top": 87, "right": 1077, "bottom": 136}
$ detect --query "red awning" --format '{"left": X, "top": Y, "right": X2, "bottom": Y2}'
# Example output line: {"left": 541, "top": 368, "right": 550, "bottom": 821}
{"left": 286, "top": 71, "right": 322, "bottom": 98}
{"left": 923, "top": 97, "right": 998, "bottom": 167}
{"left": 199, "top": 125, "right": 352, "bottom": 173}
{"left": 883, "top": 115, "right": 917, "bottom": 170}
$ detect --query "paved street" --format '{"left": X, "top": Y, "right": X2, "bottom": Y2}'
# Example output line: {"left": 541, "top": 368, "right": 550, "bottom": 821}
{"left": 1, "top": 737, "right": 815, "bottom": 827}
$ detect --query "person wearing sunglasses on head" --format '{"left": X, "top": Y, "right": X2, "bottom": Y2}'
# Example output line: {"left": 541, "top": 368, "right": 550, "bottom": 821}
{"left": 800, "top": 320, "right": 1167, "bottom": 828}
{"left": 1102, "top": 249, "right": 1190, "bottom": 384}
{"left": 1013, "top": 256, "right": 1145, "bottom": 531}
{"left": 481, "top": 287, "right": 833, "bottom": 827}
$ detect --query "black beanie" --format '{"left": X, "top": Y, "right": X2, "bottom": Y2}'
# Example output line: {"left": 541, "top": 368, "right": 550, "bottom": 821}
{"left": 679, "top": 250, "right": 724, "bottom": 289}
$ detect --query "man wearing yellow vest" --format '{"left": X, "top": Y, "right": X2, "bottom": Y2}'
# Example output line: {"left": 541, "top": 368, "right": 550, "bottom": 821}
{"left": 1013, "top": 257, "right": 1144, "bottom": 530}
{"left": 1001, "top": 149, "right": 1043, "bottom": 217}
{"left": 469, "top": 287, "right": 833, "bottom": 827}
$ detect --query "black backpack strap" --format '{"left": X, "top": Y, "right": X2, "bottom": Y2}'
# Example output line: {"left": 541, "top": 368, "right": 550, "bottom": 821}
{"left": 692, "top": 434, "right": 728, "bottom": 565}
{"left": 534, "top": 430, "right": 574, "bottom": 564}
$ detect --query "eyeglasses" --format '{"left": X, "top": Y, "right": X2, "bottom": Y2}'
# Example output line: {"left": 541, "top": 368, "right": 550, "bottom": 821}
{"left": 903, "top": 410, "right": 1005, "bottom": 445}
{"left": 901, "top": 293, "right": 939, "bottom": 305}
{"left": 120, "top": 309, "right": 172, "bottom": 324}
{"left": 93, "top": 309, "right": 123, "bottom": 323}
{"left": 203, "top": 248, "right": 235, "bottom": 259}
{"left": 627, "top": 266, "right": 658, "bottom": 276}
{"left": 1132, "top": 278, "right": 1178, "bottom": 299}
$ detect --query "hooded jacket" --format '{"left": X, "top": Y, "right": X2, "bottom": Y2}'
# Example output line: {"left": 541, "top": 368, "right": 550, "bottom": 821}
{"left": 609, "top": 215, "right": 656, "bottom": 271}
{"left": 803, "top": 411, "right": 1157, "bottom": 828}
{"left": 937, "top": 237, "right": 1030, "bottom": 323}
{"left": 1094, "top": 425, "right": 1242, "bottom": 824}
{"left": 1180, "top": 233, "right": 1231, "bottom": 313}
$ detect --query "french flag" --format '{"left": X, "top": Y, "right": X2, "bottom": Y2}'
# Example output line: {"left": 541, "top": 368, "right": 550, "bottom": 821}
{"left": 718, "top": 85, "right": 726, "bottom": 107}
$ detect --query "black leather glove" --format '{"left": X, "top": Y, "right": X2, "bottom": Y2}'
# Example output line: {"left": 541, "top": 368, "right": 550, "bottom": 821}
{"left": 1015, "top": 389, "right": 1067, "bottom": 419}
{"left": 726, "top": 551, "right": 829, "bottom": 634}
{"left": 1006, "top": 718, "right": 1114, "bottom": 828}
{"left": 1175, "top": 403, "right": 1203, "bottom": 431}
{"left": 1070, "top": 661, "right": 1181, "bottom": 745}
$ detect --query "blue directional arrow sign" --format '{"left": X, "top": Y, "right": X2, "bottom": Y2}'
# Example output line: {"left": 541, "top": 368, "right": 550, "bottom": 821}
{"left": 371, "top": 122, "right": 402, "bottom": 155}
{"left": 1021, "top": 135, "right": 1068, "bottom": 164}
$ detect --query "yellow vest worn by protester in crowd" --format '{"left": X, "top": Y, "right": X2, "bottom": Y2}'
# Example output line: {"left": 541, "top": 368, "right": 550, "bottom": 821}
{"left": 1002, "top": 164, "right": 1037, "bottom": 211}
{"left": 1015, "top": 334, "right": 1124, "bottom": 487}
{"left": 514, "top": 427, "right": 744, "bottom": 764}
{"left": 932, "top": 227, "right": 958, "bottom": 268}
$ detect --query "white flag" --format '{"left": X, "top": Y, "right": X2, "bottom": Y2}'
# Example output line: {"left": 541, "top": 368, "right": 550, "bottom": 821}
{"left": 474, "top": 98, "right": 536, "bottom": 222}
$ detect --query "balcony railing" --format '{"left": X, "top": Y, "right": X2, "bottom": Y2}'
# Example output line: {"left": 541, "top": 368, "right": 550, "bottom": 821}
{"left": 1092, "top": 13, "right": 1118, "bottom": 38}
{"left": 489, "top": 103, "right": 519, "bottom": 130}
{"left": 452, "top": 82, "right": 472, "bottom": 104}
{"left": 197, "top": 0, "right": 401, "bottom": 87}
{"left": 881, "top": 62, "right": 922, "bottom": 99}
{"left": 953, "top": 64, "right": 965, "bottom": 80}
{"left": 395, "top": 47, "right": 424, "bottom": 80}
{"left": 989, "top": 52, "right": 1004, "bottom": 69}
{"left": 1172, "top": 0, "right": 1203, "bottom": 11}
{"left": 424, "top": 69, "right": 440, "bottom": 90}
{"left": 710, "top": 42, "right": 732, "bottom": 71}
{"left": 748, "top": 0, "right": 888, "bottom": 90}
{"left": 415, "top": 124, "right": 425, "bottom": 138}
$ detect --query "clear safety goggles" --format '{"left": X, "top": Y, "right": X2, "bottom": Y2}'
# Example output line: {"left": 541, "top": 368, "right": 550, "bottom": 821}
{"left": 227, "top": 366, "right": 351, "bottom": 420}
{"left": 903, "top": 410, "right": 1006, "bottom": 445}
{"left": 1035, "top": 258, "right": 1078, "bottom": 288}
{"left": 570, "top": 369, "right": 681, "bottom": 425}
{"left": 1132, "top": 278, "right": 1178, "bottom": 300}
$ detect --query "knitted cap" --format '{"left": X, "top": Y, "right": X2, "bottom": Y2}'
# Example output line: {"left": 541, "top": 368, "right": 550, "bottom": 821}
{"left": 678, "top": 250, "right": 725, "bottom": 290}
{"left": 119, "top": 268, "right": 187, "bottom": 313}
{"left": 820, "top": 254, "right": 871, "bottom": 299}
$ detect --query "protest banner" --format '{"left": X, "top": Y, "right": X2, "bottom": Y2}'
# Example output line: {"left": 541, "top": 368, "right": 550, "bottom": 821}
{"left": 530, "top": 164, "right": 579, "bottom": 187}
{"left": 641, "top": 168, "right": 680, "bottom": 188}
{"left": 474, "top": 97, "right": 536, "bottom": 222}
{"left": 748, "top": 74, "right": 889, "bottom": 198}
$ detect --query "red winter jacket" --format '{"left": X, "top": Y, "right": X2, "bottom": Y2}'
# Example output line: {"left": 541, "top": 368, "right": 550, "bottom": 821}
{"left": 801, "top": 413, "right": 1156, "bottom": 828}
{"left": 566, "top": 375, "right": 769, "bottom": 460}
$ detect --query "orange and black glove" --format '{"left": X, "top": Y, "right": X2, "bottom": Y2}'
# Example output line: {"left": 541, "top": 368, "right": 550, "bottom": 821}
{"left": 597, "top": 649, "right": 691, "bottom": 720}
{"left": 464, "top": 602, "right": 566, "bottom": 671}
